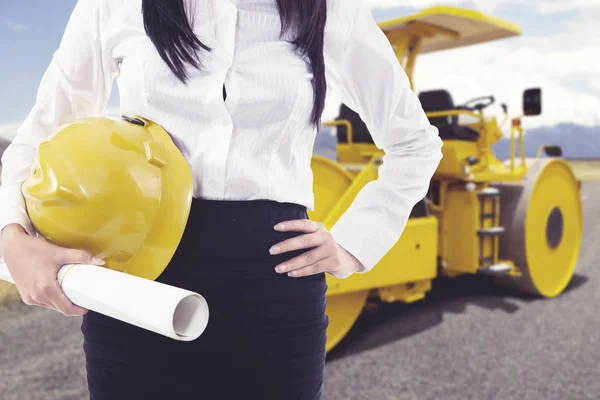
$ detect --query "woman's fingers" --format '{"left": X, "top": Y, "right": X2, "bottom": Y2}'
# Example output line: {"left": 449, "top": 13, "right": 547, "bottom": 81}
{"left": 2, "top": 227, "right": 95, "bottom": 317}
{"left": 270, "top": 218, "right": 360, "bottom": 279}
{"left": 32, "top": 247, "right": 97, "bottom": 316}
{"left": 45, "top": 280, "right": 89, "bottom": 316}
{"left": 285, "top": 260, "right": 333, "bottom": 278}
{"left": 30, "top": 276, "right": 86, "bottom": 316}
{"left": 274, "top": 245, "right": 331, "bottom": 275}
{"left": 50, "top": 248, "right": 99, "bottom": 315}
{"left": 270, "top": 219, "right": 328, "bottom": 255}
{"left": 269, "top": 230, "right": 329, "bottom": 255}
{"left": 58, "top": 248, "right": 105, "bottom": 267}
{"left": 271, "top": 218, "right": 347, "bottom": 278}
{"left": 273, "top": 219, "right": 323, "bottom": 234}
{"left": 22, "top": 293, "right": 53, "bottom": 309}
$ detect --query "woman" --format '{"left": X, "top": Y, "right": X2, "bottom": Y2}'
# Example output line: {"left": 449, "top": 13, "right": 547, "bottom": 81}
{"left": 0, "top": 0, "right": 442, "bottom": 399}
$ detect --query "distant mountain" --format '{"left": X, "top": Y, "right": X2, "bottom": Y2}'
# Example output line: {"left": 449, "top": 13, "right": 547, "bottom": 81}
{"left": 492, "top": 123, "right": 600, "bottom": 160}
{"left": 314, "top": 124, "right": 600, "bottom": 161}
{"left": 0, "top": 139, "right": 9, "bottom": 161}
{"left": 2, "top": 124, "right": 597, "bottom": 169}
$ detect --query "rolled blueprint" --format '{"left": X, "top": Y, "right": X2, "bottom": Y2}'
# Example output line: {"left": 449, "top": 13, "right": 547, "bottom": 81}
{"left": 0, "top": 262, "right": 209, "bottom": 341}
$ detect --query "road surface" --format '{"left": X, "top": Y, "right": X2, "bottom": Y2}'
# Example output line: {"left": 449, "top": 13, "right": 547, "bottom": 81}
{"left": 1, "top": 183, "right": 599, "bottom": 400}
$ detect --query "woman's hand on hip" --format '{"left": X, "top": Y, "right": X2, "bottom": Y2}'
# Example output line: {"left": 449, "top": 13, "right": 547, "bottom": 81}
{"left": 270, "top": 219, "right": 364, "bottom": 279}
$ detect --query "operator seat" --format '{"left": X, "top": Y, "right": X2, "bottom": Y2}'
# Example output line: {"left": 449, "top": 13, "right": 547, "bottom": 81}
{"left": 335, "top": 104, "right": 375, "bottom": 144}
{"left": 418, "top": 90, "right": 480, "bottom": 141}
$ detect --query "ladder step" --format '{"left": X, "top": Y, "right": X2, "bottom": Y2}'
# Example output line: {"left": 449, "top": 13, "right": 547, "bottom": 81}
{"left": 478, "top": 263, "right": 512, "bottom": 276}
{"left": 480, "top": 255, "right": 494, "bottom": 265}
{"left": 477, "top": 226, "right": 505, "bottom": 236}
{"left": 478, "top": 187, "right": 501, "bottom": 198}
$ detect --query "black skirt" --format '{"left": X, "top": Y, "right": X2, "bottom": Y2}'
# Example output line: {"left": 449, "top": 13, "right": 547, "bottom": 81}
{"left": 80, "top": 198, "right": 329, "bottom": 400}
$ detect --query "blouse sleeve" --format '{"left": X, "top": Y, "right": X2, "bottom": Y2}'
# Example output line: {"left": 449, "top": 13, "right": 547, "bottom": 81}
{"left": 326, "top": 0, "right": 443, "bottom": 275}
{"left": 0, "top": 0, "right": 117, "bottom": 242}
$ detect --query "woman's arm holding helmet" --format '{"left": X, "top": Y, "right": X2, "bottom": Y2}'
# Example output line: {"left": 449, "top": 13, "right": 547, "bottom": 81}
{"left": 0, "top": 0, "right": 117, "bottom": 315}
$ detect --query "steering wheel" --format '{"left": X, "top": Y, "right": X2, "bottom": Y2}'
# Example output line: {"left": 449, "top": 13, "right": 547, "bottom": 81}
{"left": 457, "top": 95, "right": 495, "bottom": 111}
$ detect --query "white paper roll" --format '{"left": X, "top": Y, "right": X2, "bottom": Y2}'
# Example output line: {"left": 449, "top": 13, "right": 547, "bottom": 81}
{"left": 0, "top": 262, "right": 209, "bottom": 341}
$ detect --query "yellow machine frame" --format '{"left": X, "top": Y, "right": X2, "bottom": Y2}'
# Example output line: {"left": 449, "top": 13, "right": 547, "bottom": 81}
{"left": 312, "top": 6, "right": 583, "bottom": 352}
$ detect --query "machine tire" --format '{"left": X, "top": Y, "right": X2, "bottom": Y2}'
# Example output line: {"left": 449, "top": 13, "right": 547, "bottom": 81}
{"left": 493, "top": 158, "right": 583, "bottom": 297}
{"left": 310, "top": 155, "right": 369, "bottom": 352}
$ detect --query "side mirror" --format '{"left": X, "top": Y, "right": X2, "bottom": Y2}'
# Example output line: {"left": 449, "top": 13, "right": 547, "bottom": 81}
{"left": 523, "top": 88, "right": 542, "bottom": 116}
{"left": 544, "top": 145, "right": 562, "bottom": 157}
{"left": 537, "top": 145, "right": 563, "bottom": 158}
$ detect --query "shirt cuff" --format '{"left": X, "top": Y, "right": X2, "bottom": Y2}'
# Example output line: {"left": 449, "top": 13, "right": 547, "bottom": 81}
{"left": 329, "top": 209, "right": 399, "bottom": 274}
{"left": 0, "top": 210, "right": 35, "bottom": 238}
{"left": 0, "top": 184, "right": 36, "bottom": 261}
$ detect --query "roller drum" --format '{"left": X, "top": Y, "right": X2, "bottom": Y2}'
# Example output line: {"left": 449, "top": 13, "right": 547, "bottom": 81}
{"left": 494, "top": 159, "right": 583, "bottom": 297}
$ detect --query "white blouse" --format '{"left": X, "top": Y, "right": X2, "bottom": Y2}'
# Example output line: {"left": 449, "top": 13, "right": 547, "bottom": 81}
{"left": 0, "top": 0, "right": 443, "bottom": 274}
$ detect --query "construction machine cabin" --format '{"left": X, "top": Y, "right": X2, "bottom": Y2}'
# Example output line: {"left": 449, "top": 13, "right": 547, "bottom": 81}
{"left": 312, "top": 6, "right": 582, "bottom": 352}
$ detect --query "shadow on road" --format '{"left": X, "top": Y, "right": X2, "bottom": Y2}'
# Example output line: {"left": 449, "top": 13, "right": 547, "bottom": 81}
{"left": 326, "top": 272, "right": 589, "bottom": 362}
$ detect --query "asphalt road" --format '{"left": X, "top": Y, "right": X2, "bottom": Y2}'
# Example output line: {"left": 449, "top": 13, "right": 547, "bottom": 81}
{"left": 1, "top": 183, "right": 599, "bottom": 400}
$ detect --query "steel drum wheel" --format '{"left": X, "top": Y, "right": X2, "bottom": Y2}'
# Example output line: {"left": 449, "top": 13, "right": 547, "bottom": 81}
{"left": 324, "top": 291, "right": 370, "bottom": 352}
{"left": 495, "top": 159, "right": 583, "bottom": 297}
{"left": 309, "top": 155, "right": 369, "bottom": 352}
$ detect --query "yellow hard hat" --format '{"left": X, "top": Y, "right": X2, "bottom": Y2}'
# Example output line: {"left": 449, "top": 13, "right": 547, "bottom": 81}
{"left": 22, "top": 115, "right": 193, "bottom": 281}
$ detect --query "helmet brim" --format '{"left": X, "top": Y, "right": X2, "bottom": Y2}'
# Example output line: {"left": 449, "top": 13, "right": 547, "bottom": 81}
{"left": 121, "top": 116, "right": 193, "bottom": 281}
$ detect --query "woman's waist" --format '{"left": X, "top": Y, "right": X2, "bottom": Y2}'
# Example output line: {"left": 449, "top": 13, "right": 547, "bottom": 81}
{"left": 192, "top": 181, "right": 316, "bottom": 212}
{"left": 176, "top": 197, "right": 309, "bottom": 258}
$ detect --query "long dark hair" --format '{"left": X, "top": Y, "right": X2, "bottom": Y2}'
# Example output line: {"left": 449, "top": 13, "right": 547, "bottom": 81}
{"left": 142, "top": 0, "right": 327, "bottom": 128}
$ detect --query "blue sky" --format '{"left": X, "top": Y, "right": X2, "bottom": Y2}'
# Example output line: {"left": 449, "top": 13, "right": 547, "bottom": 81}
{"left": 0, "top": 1, "right": 120, "bottom": 124}
{"left": 1, "top": 0, "right": 599, "bottom": 139}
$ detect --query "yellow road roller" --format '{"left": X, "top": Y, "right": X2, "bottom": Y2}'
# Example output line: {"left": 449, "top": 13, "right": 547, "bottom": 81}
{"left": 311, "top": 6, "right": 583, "bottom": 352}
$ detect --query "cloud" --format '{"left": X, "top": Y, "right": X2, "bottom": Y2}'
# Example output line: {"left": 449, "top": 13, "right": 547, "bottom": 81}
{"left": 2, "top": 19, "right": 26, "bottom": 33}
{"left": 367, "top": 0, "right": 600, "bottom": 14}
{"left": 323, "top": 1, "right": 600, "bottom": 128}
{"left": 411, "top": 8, "right": 600, "bottom": 127}
{"left": 368, "top": 0, "right": 461, "bottom": 8}
{"left": 412, "top": 40, "right": 600, "bottom": 128}
{"left": 524, "top": 0, "right": 600, "bottom": 14}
